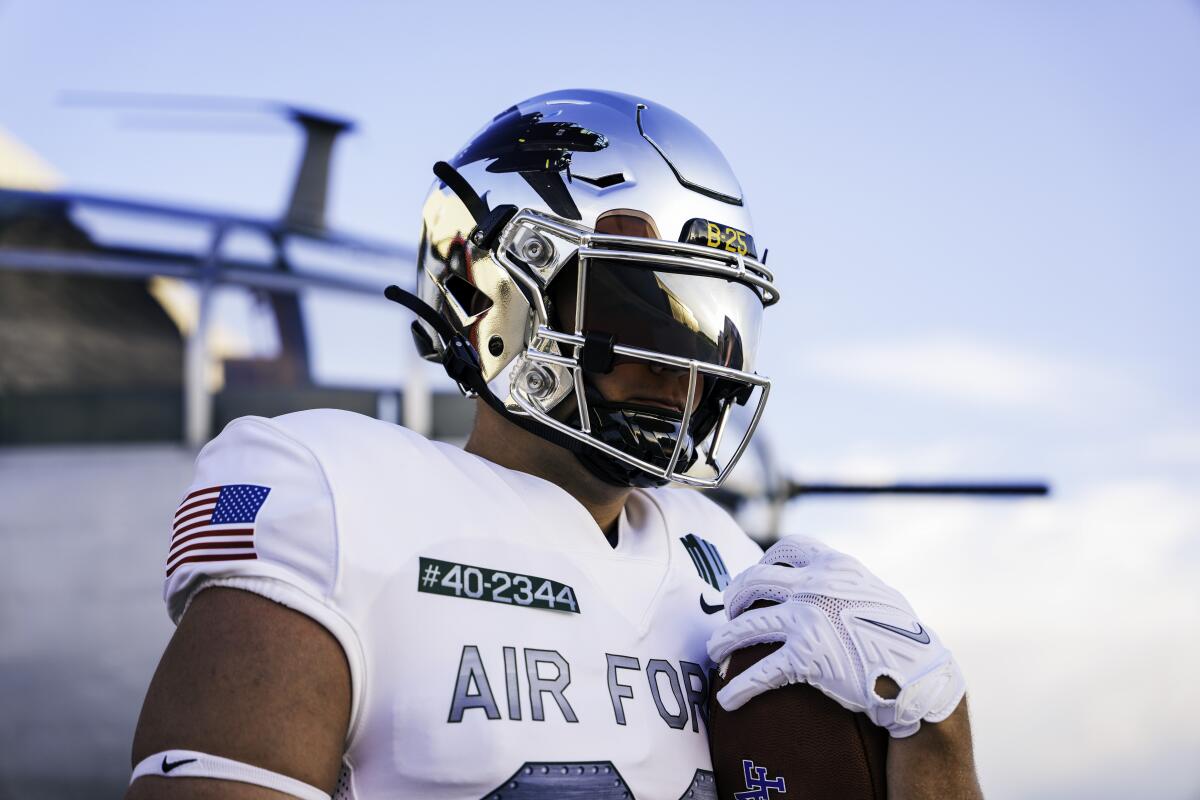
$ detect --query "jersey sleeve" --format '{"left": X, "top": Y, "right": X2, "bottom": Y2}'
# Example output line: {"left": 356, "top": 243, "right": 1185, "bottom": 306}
{"left": 163, "top": 415, "right": 364, "bottom": 722}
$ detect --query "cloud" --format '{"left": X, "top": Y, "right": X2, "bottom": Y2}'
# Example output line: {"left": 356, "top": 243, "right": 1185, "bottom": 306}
{"left": 759, "top": 337, "right": 1200, "bottom": 797}
{"left": 778, "top": 476, "right": 1200, "bottom": 799}
{"left": 1141, "top": 428, "right": 1200, "bottom": 467}
{"left": 799, "top": 336, "right": 1145, "bottom": 415}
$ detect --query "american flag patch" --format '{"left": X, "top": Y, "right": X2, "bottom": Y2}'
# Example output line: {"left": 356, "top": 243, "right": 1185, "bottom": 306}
{"left": 167, "top": 484, "right": 271, "bottom": 577}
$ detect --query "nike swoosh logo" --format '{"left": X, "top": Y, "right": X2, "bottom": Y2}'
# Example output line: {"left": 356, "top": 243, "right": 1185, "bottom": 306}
{"left": 858, "top": 617, "right": 931, "bottom": 644}
{"left": 699, "top": 595, "right": 725, "bottom": 615}
{"left": 161, "top": 756, "right": 197, "bottom": 773}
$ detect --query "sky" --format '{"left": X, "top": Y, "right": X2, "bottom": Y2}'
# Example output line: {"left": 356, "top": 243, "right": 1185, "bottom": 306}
{"left": 2, "top": 1, "right": 1199, "bottom": 797}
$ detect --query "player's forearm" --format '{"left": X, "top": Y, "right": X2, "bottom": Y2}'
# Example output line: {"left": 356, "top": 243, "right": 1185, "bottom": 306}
{"left": 886, "top": 697, "right": 983, "bottom": 800}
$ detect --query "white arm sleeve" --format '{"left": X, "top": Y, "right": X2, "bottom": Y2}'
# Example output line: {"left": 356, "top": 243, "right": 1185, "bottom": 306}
{"left": 163, "top": 415, "right": 365, "bottom": 731}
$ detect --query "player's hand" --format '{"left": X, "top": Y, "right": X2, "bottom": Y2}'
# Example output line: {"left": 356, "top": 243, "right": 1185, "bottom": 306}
{"left": 706, "top": 535, "right": 966, "bottom": 738}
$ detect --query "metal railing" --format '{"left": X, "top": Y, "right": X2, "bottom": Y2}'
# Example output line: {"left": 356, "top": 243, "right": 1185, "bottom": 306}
{"left": 0, "top": 187, "right": 419, "bottom": 446}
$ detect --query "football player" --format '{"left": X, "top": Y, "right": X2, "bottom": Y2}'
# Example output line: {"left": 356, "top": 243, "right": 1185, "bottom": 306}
{"left": 126, "top": 90, "right": 982, "bottom": 799}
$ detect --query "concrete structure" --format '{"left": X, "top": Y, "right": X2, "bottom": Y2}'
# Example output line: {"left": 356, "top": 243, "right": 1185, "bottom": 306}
{"left": 0, "top": 445, "right": 190, "bottom": 799}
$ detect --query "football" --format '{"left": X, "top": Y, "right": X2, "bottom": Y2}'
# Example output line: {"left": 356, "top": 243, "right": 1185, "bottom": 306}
{"left": 709, "top": 640, "right": 889, "bottom": 800}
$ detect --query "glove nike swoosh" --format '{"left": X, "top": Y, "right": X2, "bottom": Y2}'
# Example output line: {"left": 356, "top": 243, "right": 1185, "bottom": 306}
{"left": 857, "top": 617, "right": 931, "bottom": 644}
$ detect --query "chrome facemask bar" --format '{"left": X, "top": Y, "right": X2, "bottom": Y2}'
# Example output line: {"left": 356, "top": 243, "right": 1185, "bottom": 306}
{"left": 493, "top": 209, "right": 778, "bottom": 488}
{"left": 494, "top": 210, "right": 780, "bottom": 317}
{"left": 513, "top": 332, "right": 772, "bottom": 488}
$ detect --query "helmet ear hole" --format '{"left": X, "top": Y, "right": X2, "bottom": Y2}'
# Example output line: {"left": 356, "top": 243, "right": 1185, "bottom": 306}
{"left": 442, "top": 272, "right": 494, "bottom": 319}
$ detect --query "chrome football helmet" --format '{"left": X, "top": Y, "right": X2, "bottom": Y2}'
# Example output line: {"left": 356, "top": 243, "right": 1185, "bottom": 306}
{"left": 402, "top": 89, "right": 780, "bottom": 488}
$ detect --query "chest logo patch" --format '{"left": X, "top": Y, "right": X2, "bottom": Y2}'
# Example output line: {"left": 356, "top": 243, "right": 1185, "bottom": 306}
{"left": 417, "top": 557, "right": 580, "bottom": 613}
{"left": 680, "top": 533, "right": 730, "bottom": 591}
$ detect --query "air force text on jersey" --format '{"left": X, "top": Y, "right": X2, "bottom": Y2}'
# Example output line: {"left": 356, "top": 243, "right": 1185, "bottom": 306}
{"left": 449, "top": 645, "right": 711, "bottom": 732}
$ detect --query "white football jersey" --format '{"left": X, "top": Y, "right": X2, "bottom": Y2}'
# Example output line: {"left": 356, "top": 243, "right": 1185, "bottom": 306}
{"left": 164, "top": 409, "right": 764, "bottom": 800}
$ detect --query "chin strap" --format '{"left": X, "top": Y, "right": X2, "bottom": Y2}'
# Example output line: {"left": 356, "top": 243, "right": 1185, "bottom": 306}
{"left": 384, "top": 285, "right": 641, "bottom": 483}
{"left": 384, "top": 285, "right": 487, "bottom": 395}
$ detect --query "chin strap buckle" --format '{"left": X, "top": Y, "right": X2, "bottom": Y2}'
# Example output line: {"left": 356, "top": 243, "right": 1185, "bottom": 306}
{"left": 384, "top": 283, "right": 600, "bottom": 464}
{"left": 470, "top": 204, "right": 518, "bottom": 251}
{"left": 386, "top": 284, "right": 484, "bottom": 397}
{"left": 443, "top": 334, "right": 483, "bottom": 397}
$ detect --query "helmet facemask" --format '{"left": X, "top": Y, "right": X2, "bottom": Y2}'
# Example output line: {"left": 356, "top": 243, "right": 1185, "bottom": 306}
{"left": 496, "top": 209, "right": 776, "bottom": 488}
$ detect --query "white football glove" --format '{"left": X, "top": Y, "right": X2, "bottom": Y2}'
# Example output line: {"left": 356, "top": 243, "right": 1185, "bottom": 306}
{"left": 707, "top": 535, "right": 966, "bottom": 738}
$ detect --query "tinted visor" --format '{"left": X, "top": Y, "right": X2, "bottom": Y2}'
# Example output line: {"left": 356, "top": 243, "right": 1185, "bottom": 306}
{"left": 581, "top": 259, "right": 763, "bottom": 372}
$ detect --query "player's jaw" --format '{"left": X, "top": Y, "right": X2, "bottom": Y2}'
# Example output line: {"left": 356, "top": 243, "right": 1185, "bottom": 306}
{"left": 588, "top": 362, "right": 704, "bottom": 416}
